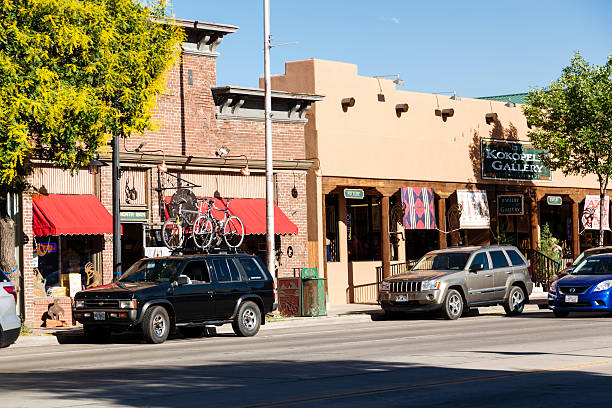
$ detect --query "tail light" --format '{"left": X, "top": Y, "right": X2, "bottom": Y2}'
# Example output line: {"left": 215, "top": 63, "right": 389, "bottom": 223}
{"left": 527, "top": 265, "right": 532, "bottom": 279}
{"left": 3, "top": 285, "right": 17, "bottom": 304}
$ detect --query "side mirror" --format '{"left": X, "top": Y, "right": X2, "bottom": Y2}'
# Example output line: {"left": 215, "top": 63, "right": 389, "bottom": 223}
{"left": 469, "top": 263, "right": 484, "bottom": 272}
{"left": 177, "top": 275, "right": 191, "bottom": 285}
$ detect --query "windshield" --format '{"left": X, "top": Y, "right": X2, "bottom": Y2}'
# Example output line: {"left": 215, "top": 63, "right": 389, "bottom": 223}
{"left": 571, "top": 257, "right": 612, "bottom": 275}
{"left": 119, "top": 259, "right": 182, "bottom": 283}
{"left": 573, "top": 249, "right": 609, "bottom": 266}
{"left": 413, "top": 252, "right": 471, "bottom": 271}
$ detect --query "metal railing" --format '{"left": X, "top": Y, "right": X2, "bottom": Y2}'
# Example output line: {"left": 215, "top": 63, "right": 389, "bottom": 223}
{"left": 523, "top": 248, "right": 561, "bottom": 291}
{"left": 375, "top": 260, "right": 418, "bottom": 285}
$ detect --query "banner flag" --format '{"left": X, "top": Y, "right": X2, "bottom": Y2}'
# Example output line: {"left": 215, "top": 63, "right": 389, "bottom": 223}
{"left": 582, "top": 195, "right": 610, "bottom": 231}
{"left": 457, "top": 190, "right": 490, "bottom": 229}
{"left": 401, "top": 187, "right": 436, "bottom": 230}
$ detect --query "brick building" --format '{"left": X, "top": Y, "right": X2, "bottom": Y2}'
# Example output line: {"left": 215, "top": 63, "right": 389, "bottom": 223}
{"left": 18, "top": 19, "right": 322, "bottom": 326}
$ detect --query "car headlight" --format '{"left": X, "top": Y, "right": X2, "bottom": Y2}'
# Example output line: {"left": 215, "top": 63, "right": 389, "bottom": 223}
{"left": 593, "top": 280, "right": 612, "bottom": 292}
{"left": 422, "top": 281, "right": 440, "bottom": 291}
{"left": 549, "top": 280, "right": 557, "bottom": 292}
{"left": 380, "top": 281, "right": 389, "bottom": 292}
{"left": 75, "top": 300, "right": 85, "bottom": 308}
{"left": 119, "top": 300, "right": 137, "bottom": 309}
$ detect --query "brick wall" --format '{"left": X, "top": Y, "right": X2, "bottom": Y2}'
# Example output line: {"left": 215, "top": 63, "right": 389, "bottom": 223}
{"left": 32, "top": 297, "right": 73, "bottom": 327}
{"left": 275, "top": 172, "right": 309, "bottom": 278}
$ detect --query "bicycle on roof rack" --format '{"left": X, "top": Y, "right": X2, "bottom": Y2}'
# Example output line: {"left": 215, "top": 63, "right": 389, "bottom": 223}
{"left": 192, "top": 198, "right": 245, "bottom": 250}
{"left": 161, "top": 198, "right": 203, "bottom": 250}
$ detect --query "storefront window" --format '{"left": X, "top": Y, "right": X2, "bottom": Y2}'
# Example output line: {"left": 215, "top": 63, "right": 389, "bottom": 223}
{"left": 347, "top": 196, "right": 381, "bottom": 261}
{"left": 34, "top": 235, "right": 103, "bottom": 297}
{"left": 325, "top": 195, "right": 340, "bottom": 262}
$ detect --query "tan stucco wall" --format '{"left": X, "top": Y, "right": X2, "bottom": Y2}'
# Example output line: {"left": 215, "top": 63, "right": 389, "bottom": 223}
{"left": 270, "top": 59, "right": 598, "bottom": 189}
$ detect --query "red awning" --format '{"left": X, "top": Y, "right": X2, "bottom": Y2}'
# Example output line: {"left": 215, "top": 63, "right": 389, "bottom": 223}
{"left": 164, "top": 197, "right": 298, "bottom": 235}
{"left": 33, "top": 194, "right": 115, "bottom": 236}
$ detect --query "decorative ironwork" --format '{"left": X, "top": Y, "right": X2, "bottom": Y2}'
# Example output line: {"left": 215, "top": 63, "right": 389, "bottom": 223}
{"left": 156, "top": 170, "right": 200, "bottom": 221}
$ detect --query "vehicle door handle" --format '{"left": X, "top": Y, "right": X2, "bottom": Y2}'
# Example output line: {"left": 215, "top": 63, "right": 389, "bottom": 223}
{"left": 485, "top": 274, "right": 493, "bottom": 277}
{"left": 506, "top": 272, "right": 512, "bottom": 275}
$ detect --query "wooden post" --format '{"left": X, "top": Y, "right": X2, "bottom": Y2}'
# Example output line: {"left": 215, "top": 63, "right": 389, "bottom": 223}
{"left": 381, "top": 195, "right": 391, "bottom": 280}
{"left": 529, "top": 196, "right": 540, "bottom": 250}
{"left": 571, "top": 198, "right": 580, "bottom": 258}
{"left": 437, "top": 196, "right": 447, "bottom": 249}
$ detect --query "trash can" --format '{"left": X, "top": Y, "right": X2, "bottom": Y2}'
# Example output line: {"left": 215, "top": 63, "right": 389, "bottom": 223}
{"left": 301, "top": 268, "right": 326, "bottom": 316}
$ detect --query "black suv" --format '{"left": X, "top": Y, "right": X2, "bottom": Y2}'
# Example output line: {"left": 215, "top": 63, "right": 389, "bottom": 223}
{"left": 73, "top": 254, "right": 277, "bottom": 343}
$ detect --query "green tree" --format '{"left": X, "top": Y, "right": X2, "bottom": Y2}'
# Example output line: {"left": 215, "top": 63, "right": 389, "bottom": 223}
{"left": 523, "top": 53, "right": 612, "bottom": 246}
{"left": 0, "top": 0, "right": 183, "bottom": 295}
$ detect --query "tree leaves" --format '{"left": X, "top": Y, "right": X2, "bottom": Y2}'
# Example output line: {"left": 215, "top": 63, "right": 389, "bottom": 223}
{"left": 0, "top": 0, "right": 184, "bottom": 192}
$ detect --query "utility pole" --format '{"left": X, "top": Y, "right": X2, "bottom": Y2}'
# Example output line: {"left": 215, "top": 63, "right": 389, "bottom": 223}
{"left": 112, "top": 133, "right": 121, "bottom": 280}
{"left": 263, "top": 0, "right": 275, "bottom": 277}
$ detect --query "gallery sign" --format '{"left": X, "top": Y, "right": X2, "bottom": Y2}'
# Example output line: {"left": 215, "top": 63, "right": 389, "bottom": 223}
{"left": 497, "top": 195, "right": 524, "bottom": 216}
{"left": 481, "top": 139, "right": 551, "bottom": 181}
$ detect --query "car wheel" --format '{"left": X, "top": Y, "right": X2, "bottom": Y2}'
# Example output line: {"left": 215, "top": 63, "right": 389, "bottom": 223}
{"left": 553, "top": 309, "right": 570, "bottom": 318}
{"left": 142, "top": 306, "right": 170, "bottom": 344}
{"left": 232, "top": 301, "right": 261, "bottom": 337}
{"left": 440, "top": 289, "right": 463, "bottom": 320}
{"left": 83, "top": 324, "right": 111, "bottom": 343}
{"left": 504, "top": 286, "right": 526, "bottom": 316}
{"left": 179, "top": 326, "right": 204, "bottom": 338}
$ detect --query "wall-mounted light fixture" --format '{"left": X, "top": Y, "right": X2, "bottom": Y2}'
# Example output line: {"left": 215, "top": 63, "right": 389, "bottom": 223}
{"left": 485, "top": 112, "right": 498, "bottom": 125}
{"left": 87, "top": 154, "right": 108, "bottom": 175}
{"left": 215, "top": 146, "right": 230, "bottom": 157}
{"left": 505, "top": 100, "right": 516, "bottom": 108}
{"left": 435, "top": 108, "right": 454, "bottom": 121}
{"left": 433, "top": 91, "right": 461, "bottom": 101}
{"left": 157, "top": 154, "right": 168, "bottom": 173}
{"left": 341, "top": 97, "right": 355, "bottom": 112}
{"left": 220, "top": 153, "right": 250, "bottom": 176}
{"left": 395, "top": 103, "right": 409, "bottom": 118}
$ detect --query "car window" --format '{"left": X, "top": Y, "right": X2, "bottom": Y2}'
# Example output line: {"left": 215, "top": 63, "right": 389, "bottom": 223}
{"left": 470, "top": 253, "right": 489, "bottom": 270}
{"left": 240, "top": 258, "right": 265, "bottom": 280}
{"left": 227, "top": 259, "right": 241, "bottom": 281}
{"left": 489, "top": 251, "right": 509, "bottom": 268}
{"left": 212, "top": 259, "right": 232, "bottom": 282}
{"left": 182, "top": 261, "right": 210, "bottom": 283}
{"left": 506, "top": 250, "right": 525, "bottom": 266}
{"left": 413, "top": 252, "right": 471, "bottom": 271}
{"left": 0, "top": 270, "right": 9, "bottom": 283}
{"left": 572, "top": 257, "right": 612, "bottom": 275}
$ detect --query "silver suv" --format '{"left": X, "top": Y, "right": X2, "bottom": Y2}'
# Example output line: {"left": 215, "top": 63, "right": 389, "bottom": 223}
{"left": 0, "top": 269, "right": 21, "bottom": 348}
{"left": 378, "top": 246, "right": 533, "bottom": 319}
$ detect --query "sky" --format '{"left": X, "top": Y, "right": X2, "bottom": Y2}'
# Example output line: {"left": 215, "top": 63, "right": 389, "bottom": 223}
{"left": 168, "top": 1, "right": 612, "bottom": 98}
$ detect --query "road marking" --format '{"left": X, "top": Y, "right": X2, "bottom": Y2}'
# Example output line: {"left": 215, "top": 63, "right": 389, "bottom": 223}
{"left": 230, "top": 359, "right": 612, "bottom": 407}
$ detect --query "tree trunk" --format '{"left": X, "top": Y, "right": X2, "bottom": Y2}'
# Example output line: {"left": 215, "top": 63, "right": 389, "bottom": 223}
{"left": 0, "top": 216, "right": 20, "bottom": 294}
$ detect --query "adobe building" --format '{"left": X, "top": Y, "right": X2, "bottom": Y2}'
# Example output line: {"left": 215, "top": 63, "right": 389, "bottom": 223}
{"left": 17, "top": 20, "right": 322, "bottom": 326}
{"left": 267, "top": 58, "right": 609, "bottom": 306}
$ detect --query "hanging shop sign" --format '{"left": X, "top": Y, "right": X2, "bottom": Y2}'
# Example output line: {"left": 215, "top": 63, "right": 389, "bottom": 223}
{"left": 481, "top": 139, "right": 551, "bottom": 181}
{"left": 582, "top": 195, "right": 610, "bottom": 231}
{"left": 547, "top": 196, "right": 562, "bottom": 206}
{"left": 401, "top": 187, "right": 436, "bottom": 229}
{"left": 498, "top": 195, "right": 524, "bottom": 216}
{"left": 344, "top": 188, "right": 364, "bottom": 199}
{"left": 457, "top": 190, "right": 490, "bottom": 229}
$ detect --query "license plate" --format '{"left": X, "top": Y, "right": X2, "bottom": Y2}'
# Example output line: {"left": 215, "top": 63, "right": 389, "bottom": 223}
{"left": 565, "top": 295, "right": 578, "bottom": 303}
{"left": 94, "top": 312, "right": 105, "bottom": 320}
{"left": 395, "top": 294, "right": 408, "bottom": 302}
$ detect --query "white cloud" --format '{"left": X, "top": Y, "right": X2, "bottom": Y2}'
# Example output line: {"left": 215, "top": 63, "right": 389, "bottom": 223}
{"left": 391, "top": 17, "right": 400, "bottom": 24}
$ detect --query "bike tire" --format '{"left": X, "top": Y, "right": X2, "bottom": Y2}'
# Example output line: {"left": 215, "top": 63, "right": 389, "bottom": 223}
{"left": 162, "top": 218, "right": 184, "bottom": 250}
{"left": 192, "top": 215, "right": 215, "bottom": 249}
{"left": 223, "top": 215, "right": 245, "bottom": 248}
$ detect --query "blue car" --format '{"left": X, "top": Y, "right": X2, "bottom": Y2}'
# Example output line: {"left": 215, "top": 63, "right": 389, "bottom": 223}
{"left": 548, "top": 254, "right": 612, "bottom": 317}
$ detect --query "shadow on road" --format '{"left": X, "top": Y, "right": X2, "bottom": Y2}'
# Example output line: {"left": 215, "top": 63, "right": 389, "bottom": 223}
{"left": 4, "top": 357, "right": 612, "bottom": 407}
{"left": 52, "top": 326, "right": 232, "bottom": 345}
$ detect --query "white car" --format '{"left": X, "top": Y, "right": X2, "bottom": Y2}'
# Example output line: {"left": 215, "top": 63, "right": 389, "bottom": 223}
{"left": 0, "top": 270, "right": 21, "bottom": 348}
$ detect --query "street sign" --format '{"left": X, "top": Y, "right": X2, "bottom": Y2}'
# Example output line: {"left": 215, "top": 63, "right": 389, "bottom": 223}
{"left": 120, "top": 210, "right": 148, "bottom": 221}
{"left": 547, "top": 196, "right": 562, "bottom": 206}
{"left": 344, "top": 188, "right": 364, "bottom": 199}
{"left": 498, "top": 195, "right": 524, "bottom": 216}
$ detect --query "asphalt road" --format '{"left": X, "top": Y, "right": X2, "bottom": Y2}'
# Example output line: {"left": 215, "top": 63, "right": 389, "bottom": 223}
{"left": 2, "top": 305, "right": 612, "bottom": 408}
